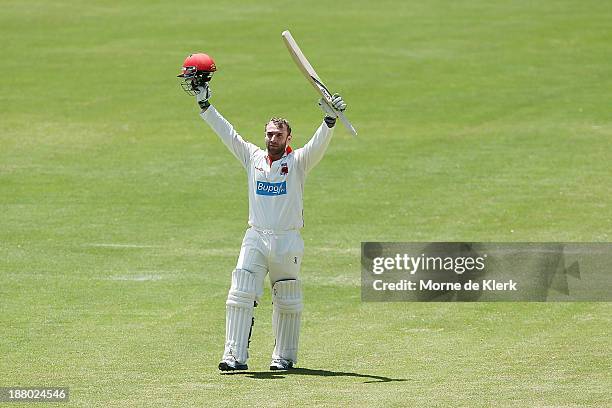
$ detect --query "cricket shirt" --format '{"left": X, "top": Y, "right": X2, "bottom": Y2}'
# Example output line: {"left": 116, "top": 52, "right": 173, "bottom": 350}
{"left": 200, "top": 106, "right": 334, "bottom": 231}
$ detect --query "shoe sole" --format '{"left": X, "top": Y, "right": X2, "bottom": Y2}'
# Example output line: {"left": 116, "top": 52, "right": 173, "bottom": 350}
{"left": 219, "top": 361, "right": 248, "bottom": 371}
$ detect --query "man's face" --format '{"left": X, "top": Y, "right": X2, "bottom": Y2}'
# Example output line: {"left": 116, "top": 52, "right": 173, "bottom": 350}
{"left": 265, "top": 122, "right": 291, "bottom": 157}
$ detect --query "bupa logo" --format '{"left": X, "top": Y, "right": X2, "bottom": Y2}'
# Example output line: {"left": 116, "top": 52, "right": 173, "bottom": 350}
{"left": 256, "top": 181, "right": 287, "bottom": 196}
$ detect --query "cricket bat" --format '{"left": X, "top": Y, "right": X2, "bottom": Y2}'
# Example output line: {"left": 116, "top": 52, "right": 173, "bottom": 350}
{"left": 281, "top": 30, "right": 357, "bottom": 136}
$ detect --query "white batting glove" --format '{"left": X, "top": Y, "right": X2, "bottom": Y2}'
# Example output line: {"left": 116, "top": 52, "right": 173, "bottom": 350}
{"left": 319, "top": 93, "right": 346, "bottom": 127}
{"left": 318, "top": 93, "right": 346, "bottom": 117}
{"left": 330, "top": 93, "right": 347, "bottom": 112}
{"left": 196, "top": 84, "right": 212, "bottom": 110}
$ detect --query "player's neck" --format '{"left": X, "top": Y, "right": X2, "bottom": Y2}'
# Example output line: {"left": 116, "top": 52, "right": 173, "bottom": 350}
{"left": 267, "top": 152, "right": 283, "bottom": 162}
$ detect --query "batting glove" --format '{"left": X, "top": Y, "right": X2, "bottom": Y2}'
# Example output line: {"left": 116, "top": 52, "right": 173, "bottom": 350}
{"left": 319, "top": 93, "right": 347, "bottom": 127}
{"left": 196, "top": 84, "right": 212, "bottom": 110}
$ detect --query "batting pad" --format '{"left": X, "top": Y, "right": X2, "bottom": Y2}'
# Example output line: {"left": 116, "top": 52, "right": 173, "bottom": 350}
{"left": 272, "top": 279, "right": 303, "bottom": 363}
{"left": 223, "top": 269, "right": 257, "bottom": 363}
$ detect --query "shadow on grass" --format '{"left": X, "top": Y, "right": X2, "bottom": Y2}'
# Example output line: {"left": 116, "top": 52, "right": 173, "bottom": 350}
{"left": 221, "top": 368, "right": 407, "bottom": 383}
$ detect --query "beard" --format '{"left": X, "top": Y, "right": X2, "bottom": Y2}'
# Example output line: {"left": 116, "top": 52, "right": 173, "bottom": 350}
{"left": 266, "top": 141, "right": 286, "bottom": 157}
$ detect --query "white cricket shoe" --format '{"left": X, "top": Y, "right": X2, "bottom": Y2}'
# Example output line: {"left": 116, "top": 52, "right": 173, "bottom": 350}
{"left": 269, "top": 358, "right": 294, "bottom": 371}
{"left": 218, "top": 356, "right": 248, "bottom": 371}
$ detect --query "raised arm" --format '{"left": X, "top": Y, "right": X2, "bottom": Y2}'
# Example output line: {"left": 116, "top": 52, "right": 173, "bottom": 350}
{"left": 196, "top": 85, "right": 258, "bottom": 169}
{"left": 177, "top": 53, "right": 257, "bottom": 168}
{"left": 295, "top": 93, "right": 347, "bottom": 174}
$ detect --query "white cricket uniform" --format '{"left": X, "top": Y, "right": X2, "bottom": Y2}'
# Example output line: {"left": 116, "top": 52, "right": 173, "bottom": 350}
{"left": 201, "top": 106, "right": 334, "bottom": 299}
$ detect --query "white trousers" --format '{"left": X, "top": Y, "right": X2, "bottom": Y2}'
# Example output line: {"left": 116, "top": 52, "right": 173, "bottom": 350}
{"left": 236, "top": 227, "right": 304, "bottom": 302}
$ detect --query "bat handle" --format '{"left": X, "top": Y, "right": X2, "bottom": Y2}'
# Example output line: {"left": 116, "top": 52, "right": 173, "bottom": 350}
{"left": 337, "top": 111, "right": 358, "bottom": 137}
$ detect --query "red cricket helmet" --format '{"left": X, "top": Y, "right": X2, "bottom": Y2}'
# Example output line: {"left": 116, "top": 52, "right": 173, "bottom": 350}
{"left": 178, "top": 53, "right": 217, "bottom": 95}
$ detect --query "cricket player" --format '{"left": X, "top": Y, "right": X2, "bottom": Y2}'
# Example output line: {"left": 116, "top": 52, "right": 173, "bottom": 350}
{"left": 178, "top": 53, "right": 347, "bottom": 371}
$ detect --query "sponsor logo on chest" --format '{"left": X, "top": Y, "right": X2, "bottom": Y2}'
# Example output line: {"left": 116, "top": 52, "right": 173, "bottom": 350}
{"left": 256, "top": 180, "right": 287, "bottom": 196}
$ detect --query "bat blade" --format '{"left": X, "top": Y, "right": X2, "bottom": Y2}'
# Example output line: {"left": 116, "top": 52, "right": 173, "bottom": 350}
{"left": 281, "top": 30, "right": 357, "bottom": 137}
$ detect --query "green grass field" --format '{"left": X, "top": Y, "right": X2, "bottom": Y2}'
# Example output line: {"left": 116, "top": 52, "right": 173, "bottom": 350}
{"left": 1, "top": 0, "right": 611, "bottom": 406}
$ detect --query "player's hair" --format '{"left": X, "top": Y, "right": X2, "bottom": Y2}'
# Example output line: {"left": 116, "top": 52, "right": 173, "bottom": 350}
{"left": 266, "top": 117, "right": 291, "bottom": 135}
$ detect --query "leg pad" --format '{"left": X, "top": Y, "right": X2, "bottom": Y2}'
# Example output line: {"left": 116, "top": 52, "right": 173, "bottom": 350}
{"left": 223, "top": 269, "right": 257, "bottom": 364}
{"left": 272, "top": 279, "right": 303, "bottom": 363}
